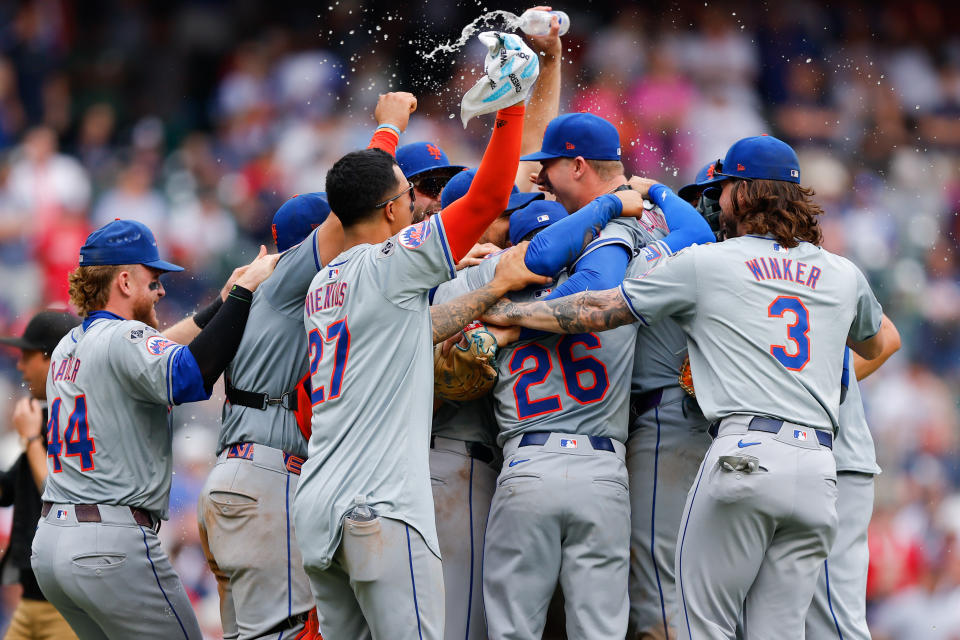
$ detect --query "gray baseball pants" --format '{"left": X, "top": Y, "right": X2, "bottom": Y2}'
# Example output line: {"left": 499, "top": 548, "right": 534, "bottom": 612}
{"left": 627, "top": 389, "right": 712, "bottom": 639}
{"left": 675, "top": 415, "right": 838, "bottom": 640}
{"left": 31, "top": 503, "right": 202, "bottom": 640}
{"left": 483, "top": 432, "right": 631, "bottom": 640}
{"left": 430, "top": 437, "right": 498, "bottom": 640}
{"left": 805, "top": 471, "right": 875, "bottom": 640}
{"left": 304, "top": 516, "right": 444, "bottom": 640}
{"left": 197, "top": 443, "right": 315, "bottom": 639}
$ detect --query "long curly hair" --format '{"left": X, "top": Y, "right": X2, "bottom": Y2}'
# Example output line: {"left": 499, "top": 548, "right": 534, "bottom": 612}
{"left": 730, "top": 179, "right": 824, "bottom": 247}
{"left": 68, "top": 265, "right": 124, "bottom": 316}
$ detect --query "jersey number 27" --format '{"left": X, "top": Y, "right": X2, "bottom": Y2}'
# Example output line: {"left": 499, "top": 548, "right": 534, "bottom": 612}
{"left": 308, "top": 319, "right": 351, "bottom": 405}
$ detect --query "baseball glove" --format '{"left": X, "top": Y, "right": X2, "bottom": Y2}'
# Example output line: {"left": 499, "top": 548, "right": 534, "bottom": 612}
{"left": 679, "top": 354, "right": 696, "bottom": 397}
{"left": 434, "top": 321, "right": 498, "bottom": 402}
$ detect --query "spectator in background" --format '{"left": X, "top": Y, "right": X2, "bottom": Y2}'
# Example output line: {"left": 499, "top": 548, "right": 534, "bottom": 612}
{"left": 93, "top": 161, "right": 168, "bottom": 244}
{"left": 0, "top": 310, "right": 79, "bottom": 640}
{"left": 168, "top": 187, "right": 238, "bottom": 271}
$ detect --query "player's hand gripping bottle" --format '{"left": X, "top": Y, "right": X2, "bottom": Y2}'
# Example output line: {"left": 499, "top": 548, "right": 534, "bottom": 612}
{"left": 516, "top": 9, "right": 570, "bottom": 36}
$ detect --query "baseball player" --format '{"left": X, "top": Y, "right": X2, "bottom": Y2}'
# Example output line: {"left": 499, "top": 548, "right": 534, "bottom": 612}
{"left": 805, "top": 323, "right": 900, "bottom": 640}
{"left": 197, "top": 91, "right": 416, "bottom": 640}
{"left": 624, "top": 163, "right": 727, "bottom": 640}
{"left": 31, "top": 219, "right": 278, "bottom": 639}
{"left": 397, "top": 142, "right": 466, "bottom": 220}
{"left": 0, "top": 311, "right": 79, "bottom": 640}
{"left": 480, "top": 135, "right": 889, "bottom": 640}
{"left": 426, "top": 170, "right": 544, "bottom": 640}
{"left": 438, "top": 180, "right": 708, "bottom": 640}
{"left": 293, "top": 36, "right": 545, "bottom": 638}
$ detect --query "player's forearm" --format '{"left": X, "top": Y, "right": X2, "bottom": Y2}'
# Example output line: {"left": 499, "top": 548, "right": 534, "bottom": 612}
{"left": 525, "top": 194, "right": 622, "bottom": 276}
{"left": 853, "top": 314, "right": 901, "bottom": 380}
{"left": 187, "top": 285, "right": 254, "bottom": 394}
{"left": 431, "top": 280, "right": 511, "bottom": 344}
{"left": 25, "top": 439, "right": 47, "bottom": 492}
{"left": 484, "top": 288, "right": 634, "bottom": 334}
{"left": 515, "top": 53, "right": 560, "bottom": 191}
{"left": 648, "top": 184, "right": 715, "bottom": 252}
{"left": 440, "top": 105, "right": 525, "bottom": 261}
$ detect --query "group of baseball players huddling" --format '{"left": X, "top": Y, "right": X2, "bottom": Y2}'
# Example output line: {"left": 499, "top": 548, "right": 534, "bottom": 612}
{"left": 4, "top": 15, "right": 901, "bottom": 640}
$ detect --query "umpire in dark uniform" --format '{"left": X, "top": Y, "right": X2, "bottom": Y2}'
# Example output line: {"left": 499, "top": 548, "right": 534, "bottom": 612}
{"left": 0, "top": 310, "right": 78, "bottom": 640}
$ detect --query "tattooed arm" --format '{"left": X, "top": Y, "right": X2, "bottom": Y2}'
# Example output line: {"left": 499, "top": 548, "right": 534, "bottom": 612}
{"left": 431, "top": 241, "right": 552, "bottom": 344}
{"left": 431, "top": 282, "right": 511, "bottom": 344}
{"left": 482, "top": 288, "right": 636, "bottom": 334}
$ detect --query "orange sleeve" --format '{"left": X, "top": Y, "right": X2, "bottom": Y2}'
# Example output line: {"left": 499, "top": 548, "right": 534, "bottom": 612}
{"left": 439, "top": 104, "right": 525, "bottom": 261}
{"left": 368, "top": 128, "right": 400, "bottom": 156}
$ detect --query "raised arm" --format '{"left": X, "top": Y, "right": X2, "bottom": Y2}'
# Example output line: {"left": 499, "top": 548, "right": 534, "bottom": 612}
{"left": 516, "top": 10, "right": 561, "bottom": 192}
{"left": 368, "top": 91, "right": 418, "bottom": 156}
{"left": 482, "top": 288, "right": 635, "bottom": 334}
{"left": 439, "top": 104, "right": 525, "bottom": 261}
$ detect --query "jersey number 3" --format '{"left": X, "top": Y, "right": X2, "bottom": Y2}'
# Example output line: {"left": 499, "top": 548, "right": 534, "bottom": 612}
{"left": 308, "top": 319, "right": 351, "bottom": 405}
{"left": 47, "top": 395, "right": 96, "bottom": 472}
{"left": 768, "top": 296, "right": 810, "bottom": 371}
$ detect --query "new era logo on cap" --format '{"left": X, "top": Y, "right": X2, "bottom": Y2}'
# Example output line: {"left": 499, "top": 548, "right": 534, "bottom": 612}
{"left": 565, "top": 142, "right": 575, "bottom": 150}
{"left": 737, "top": 163, "right": 746, "bottom": 171}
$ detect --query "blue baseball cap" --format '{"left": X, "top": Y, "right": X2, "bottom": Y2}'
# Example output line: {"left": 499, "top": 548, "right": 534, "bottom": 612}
{"left": 677, "top": 162, "right": 727, "bottom": 201}
{"left": 714, "top": 135, "right": 801, "bottom": 184}
{"left": 396, "top": 142, "right": 466, "bottom": 180}
{"left": 272, "top": 192, "right": 331, "bottom": 252}
{"left": 520, "top": 113, "right": 622, "bottom": 162}
{"left": 79, "top": 219, "right": 183, "bottom": 272}
{"left": 440, "top": 168, "right": 543, "bottom": 212}
{"left": 509, "top": 200, "right": 568, "bottom": 246}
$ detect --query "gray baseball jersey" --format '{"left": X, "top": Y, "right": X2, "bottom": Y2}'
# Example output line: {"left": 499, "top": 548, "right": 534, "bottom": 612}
{"left": 620, "top": 236, "right": 883, "bottom": 431}
{"left": 458, "top": 253, "right": 637, "bottom": 445}
{"left": 294, "top": 214, "right": 457, "bottom": 571}
{"left": 219, "top": 228, "right": 326, "bottom": 458}
{"left": 43, "top": 314, "right": 208, "bottom": 520}
{"left": 833, "top": 354, "right": 881, "bottom": 474}
{"left": 431, "top": 274, "right": 499, "bottom": 446}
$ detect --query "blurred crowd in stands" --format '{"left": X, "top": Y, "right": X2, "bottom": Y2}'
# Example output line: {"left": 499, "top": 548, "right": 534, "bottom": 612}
{"left": 0, "top": 0, "right": 957, "bottom": 636}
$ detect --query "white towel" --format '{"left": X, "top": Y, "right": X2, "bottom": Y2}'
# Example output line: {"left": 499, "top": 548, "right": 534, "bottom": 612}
{"left": 460, "top": 32, "right": 539, "bottom": 128}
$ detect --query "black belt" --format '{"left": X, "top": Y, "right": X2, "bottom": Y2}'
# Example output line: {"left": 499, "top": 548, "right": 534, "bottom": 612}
{"left": 41, "top": 502, "right": 160, "bottom": 533}
{"left": 226, "top": 379, "right": 298, "bottom": 411}
{"left": 264, "top": 610, "right": 311, "bottom": 636}
{"left": 430, "top": 436, "right": 496, "bottom": 465}
{"left": 708, "top": 416, "right": 833, "bottom": 449}
{"left": 518, "top": 431, "right": 616, "bottom": 453}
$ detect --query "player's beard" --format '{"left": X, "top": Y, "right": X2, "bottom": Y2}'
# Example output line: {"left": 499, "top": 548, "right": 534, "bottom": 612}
{"left": 132, "top": 295, "right": 159, "bottom": 329}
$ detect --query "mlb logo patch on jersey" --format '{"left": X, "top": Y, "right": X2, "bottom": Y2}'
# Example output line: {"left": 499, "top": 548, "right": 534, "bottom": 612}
{"left": 398, "top": 221, "right": 432, "bottom": 250}
{"left": 772, "top": 243, "right": 789, "bottom": 254}
{"left": 533, "top": 288, "right": 552, "bottom": 298}
{"left": 793, "top": 429, "right": 808, "bottom": 441}
{"left": 327, "top": 267, "right": 340, "bottom": 279}
{"left": 145, "top": 336, "right": 178, "bottom": 356}
{"left": 378, "top": 239, "right": 395, "bottom": 258}
{"left": 56, "top": 509, "right": 68, "bottom": 521}
{"left": 560, "top": 439, "right": 577, "bottom": 449}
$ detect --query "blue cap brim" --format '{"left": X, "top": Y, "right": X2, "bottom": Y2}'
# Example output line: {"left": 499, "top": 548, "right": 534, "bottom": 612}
{"left": 407, "top": 165, "right": 467, "bottom": 180}
{"left": 143, "top": 259, "right": 184, "bottom": 273}
{"left": 519, "top": 150, "right": 565, "bottom": 162}
{"left": 677, "top": 176, "right": 727, "bottom": 201}
{"left": 505, "top": 191, "right": 544, "bottom": 213}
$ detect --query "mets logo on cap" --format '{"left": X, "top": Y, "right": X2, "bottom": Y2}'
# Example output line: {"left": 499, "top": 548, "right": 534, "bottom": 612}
{"left": 145, "top": 336, "right": 178, "bottom": 356}
{"left": 398, "top": 220, "right": 432, "bottom": 250}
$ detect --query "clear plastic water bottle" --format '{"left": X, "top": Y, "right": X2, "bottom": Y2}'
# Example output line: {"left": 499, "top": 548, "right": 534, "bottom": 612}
{"left": 517, "top": 9, "right": 570, "bottom": 37}
{"left": 348, "top": 494, "right": 376, "bottom": 521}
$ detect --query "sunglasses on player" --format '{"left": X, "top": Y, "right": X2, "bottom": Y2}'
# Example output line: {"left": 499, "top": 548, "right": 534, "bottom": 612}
{"left": 375, "top": 181, "right": 415, "bottom": 212}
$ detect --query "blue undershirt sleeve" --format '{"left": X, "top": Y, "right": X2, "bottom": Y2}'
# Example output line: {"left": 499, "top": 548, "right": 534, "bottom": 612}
{"left": 524, "top": 194, "right": 623, "bottom": 277}
{"left": 648, "top": 184, "right": 715, "bottom": 253}
{"left": 169, "top": 346, "right": 209, "bottom": 405}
